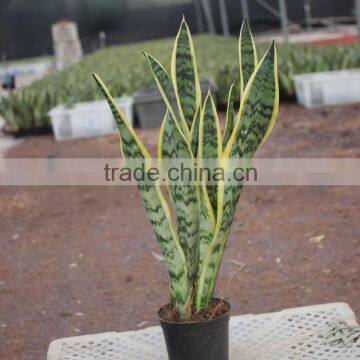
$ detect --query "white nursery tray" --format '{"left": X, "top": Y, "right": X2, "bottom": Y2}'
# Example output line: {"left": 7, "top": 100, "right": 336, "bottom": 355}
{"left": 47, "top": 303, "right": 360, "bottom": 360}
{"left": 293, "top": 69, "right": 360, "bottom": 108}
{"left": 49, "top": 97, "right": 133, "bottom": 141}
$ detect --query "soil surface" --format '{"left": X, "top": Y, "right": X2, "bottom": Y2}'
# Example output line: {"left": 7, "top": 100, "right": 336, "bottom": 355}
{"left": 0, "top": 103, "right": 359, "bottom": 359}
{"left": 159, "top": 298, "right": 230, "bottom": 323}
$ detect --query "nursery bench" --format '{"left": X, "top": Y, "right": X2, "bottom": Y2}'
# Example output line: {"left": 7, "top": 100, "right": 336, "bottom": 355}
{"left": 47, "top": 302, "right": 360, "bottom": 359}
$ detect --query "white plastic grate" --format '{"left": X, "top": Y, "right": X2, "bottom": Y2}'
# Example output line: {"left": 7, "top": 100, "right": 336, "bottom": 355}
{"left": 47, "top": 303, "right": 360, "bottom": 360}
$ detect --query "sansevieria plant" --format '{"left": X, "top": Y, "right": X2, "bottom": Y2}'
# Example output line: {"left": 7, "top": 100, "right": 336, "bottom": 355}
{"left": 93, "top": 18, "right": 279, "bottom": 321}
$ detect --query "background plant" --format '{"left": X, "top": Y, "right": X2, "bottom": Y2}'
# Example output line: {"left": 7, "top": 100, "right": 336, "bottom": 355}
{"left": 93, "top": 19, "right": 279, "bottom": 320}
{"left": 1, "top": 34, "right": 359, "bottom": 134}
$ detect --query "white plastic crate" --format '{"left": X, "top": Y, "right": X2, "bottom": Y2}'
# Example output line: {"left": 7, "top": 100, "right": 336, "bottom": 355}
{"left": 49, "top": 97, "right": 133, "bottom": 141}
{"left": 47, "top": 302, "right": 360, "bottom": 360}
{"left": 294, "top": 69, "right": 360, "bottom": 108}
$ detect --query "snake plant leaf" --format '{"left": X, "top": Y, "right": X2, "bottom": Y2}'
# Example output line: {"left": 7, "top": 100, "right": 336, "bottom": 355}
{"left": 144, "top": 53, "right": 190, "bottom": 139}
{"left": 198, "top": 184, "right": 216, "bottom": 271}
{"left": 228, "top": 41, "right": 279, "bottom": 158}
{"left": 221, "top": 42, "right": 279, "bottom": 244}
{"left": 171, "top": 17, "right": 202, "bottom": 131}
{"left": 198, "top": 92, "right": 222, "bottom": 215}
{"left": 93, "top": 73, "right": 191, "bottom": 319}
{"left": 195, "top": 175, "right": 226, "bottom": 309}
{"left": 239, "top": 19, "right": 258, "bottom": 95}
{"left": 196, "top": 42, "right": 279, "bottom": 309}
{"left": 158, "top": 110, "right": 199, "bottom": 282}
{"left": 190, "top": 106, "right": 201, "bottom": 157}
{"left": 222, "top": 82, "right": 236, "bottom": 150}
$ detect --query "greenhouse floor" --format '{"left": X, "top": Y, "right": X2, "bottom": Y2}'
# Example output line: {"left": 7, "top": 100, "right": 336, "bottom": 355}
{"left": 0, "top": 103, "right": 359, "bottom": 359}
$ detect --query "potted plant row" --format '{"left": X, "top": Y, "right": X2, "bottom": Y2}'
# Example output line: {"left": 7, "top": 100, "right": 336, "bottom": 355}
{"left": 93, "top": 18, "right": 279, "bottom": 360}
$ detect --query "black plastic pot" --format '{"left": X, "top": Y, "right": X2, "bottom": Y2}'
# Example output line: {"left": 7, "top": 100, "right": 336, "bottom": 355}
{"left": 158, "top": 299, "right": 230, "bottom": 360}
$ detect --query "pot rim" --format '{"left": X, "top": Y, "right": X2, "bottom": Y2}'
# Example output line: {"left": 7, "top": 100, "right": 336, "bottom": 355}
{"left": 158, "top": 298, "right": 231, "bottom": 325}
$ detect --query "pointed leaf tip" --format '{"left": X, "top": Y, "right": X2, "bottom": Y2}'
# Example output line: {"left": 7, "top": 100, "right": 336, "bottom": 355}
{"left": 171, "top": 19, "right": 200, "bottom": 131}
{"left": 241, "top": 18, "right": 250, "bottom": 32}
{"left": 239, "top": 16, "right": 258, "bottom": 92}
{"left": 92, "top": 73, "right": 102, "bottom": 86}
{"left": 142, "top": 51, "right": 152, "bottom": 61}
{"left": 180, "top": 15, "right": 188, "bottom": 29}
{"left": 267, "top": 40, "right": 276, "bottom": 57}
{"left": 206, "top": 88, "right": 212, "bottom": 99}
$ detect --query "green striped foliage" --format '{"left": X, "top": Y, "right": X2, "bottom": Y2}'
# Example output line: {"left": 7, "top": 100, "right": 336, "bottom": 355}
{"left": 222, "top": 82, "right": 236, "bottom": 150}
{"left": 93, "top": 74, "right": 191, "bottom": 319}
{"left": 239, "top": 19, "right": 258, "bottom": 95}
{"left": 94, "top": 18, "right": 279, "bottom": 319}
{"left": 190, "top": 107, "right": 201, "bottom": 157}
{"left": 172, "top": 17, "right": 202, "bottom": 131}
{"left": 144, "top": 53, "right": 190, "bottom": 139}
{"left": 158, "top": 111, "right": 199, "bottom": 283}
{"left": 198, "top": 92, "right": 222, "bottom": 215}
{"left": 197, "top": 185, "right": 215, "bottom": 273}
{"left": 195, "top": 41, "right": 279, "bottom": 307}
{"left": 227, "top": 41, "right": 279, "bottom": 160}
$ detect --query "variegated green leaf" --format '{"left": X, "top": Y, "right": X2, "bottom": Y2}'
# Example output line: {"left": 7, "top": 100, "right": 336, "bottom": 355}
{"left": 190, "top": 106, "right": 200, "bottom": 157}
{"left": 239, "top": 19, "right": 258, "bottom": 95}
{"left": 195, "top": 42, "right": 279, "bottom": 309}
{"left": 198, "top": 92, "right": 222, "bottom": 215}
{"left": 197, "top": 184, "right": 215, "bottom": 271}
{"left": 222, "top": 82, "right": 236, "bottom": 150}
{"left": 93, "top": 73, "right": 191, "bottom": 319}
{"left": 158, "top": 110, "right": 199, "bottom": 282}
{"left": 144, "top": 53, "right": 190, "bottom": 139}
{"left": 228, "top": 41, "right": 279, "bottom": 159}
{"left": 171, "top": 17, "right": 201, "bottom": 131}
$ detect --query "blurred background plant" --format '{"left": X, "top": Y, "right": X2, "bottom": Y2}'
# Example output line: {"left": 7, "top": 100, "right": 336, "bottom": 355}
{"left": 1, "top": 0, "right": 360, "bottom": 134}
{"left": 0, "top": 34, "right": 359, "bottom": 134}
